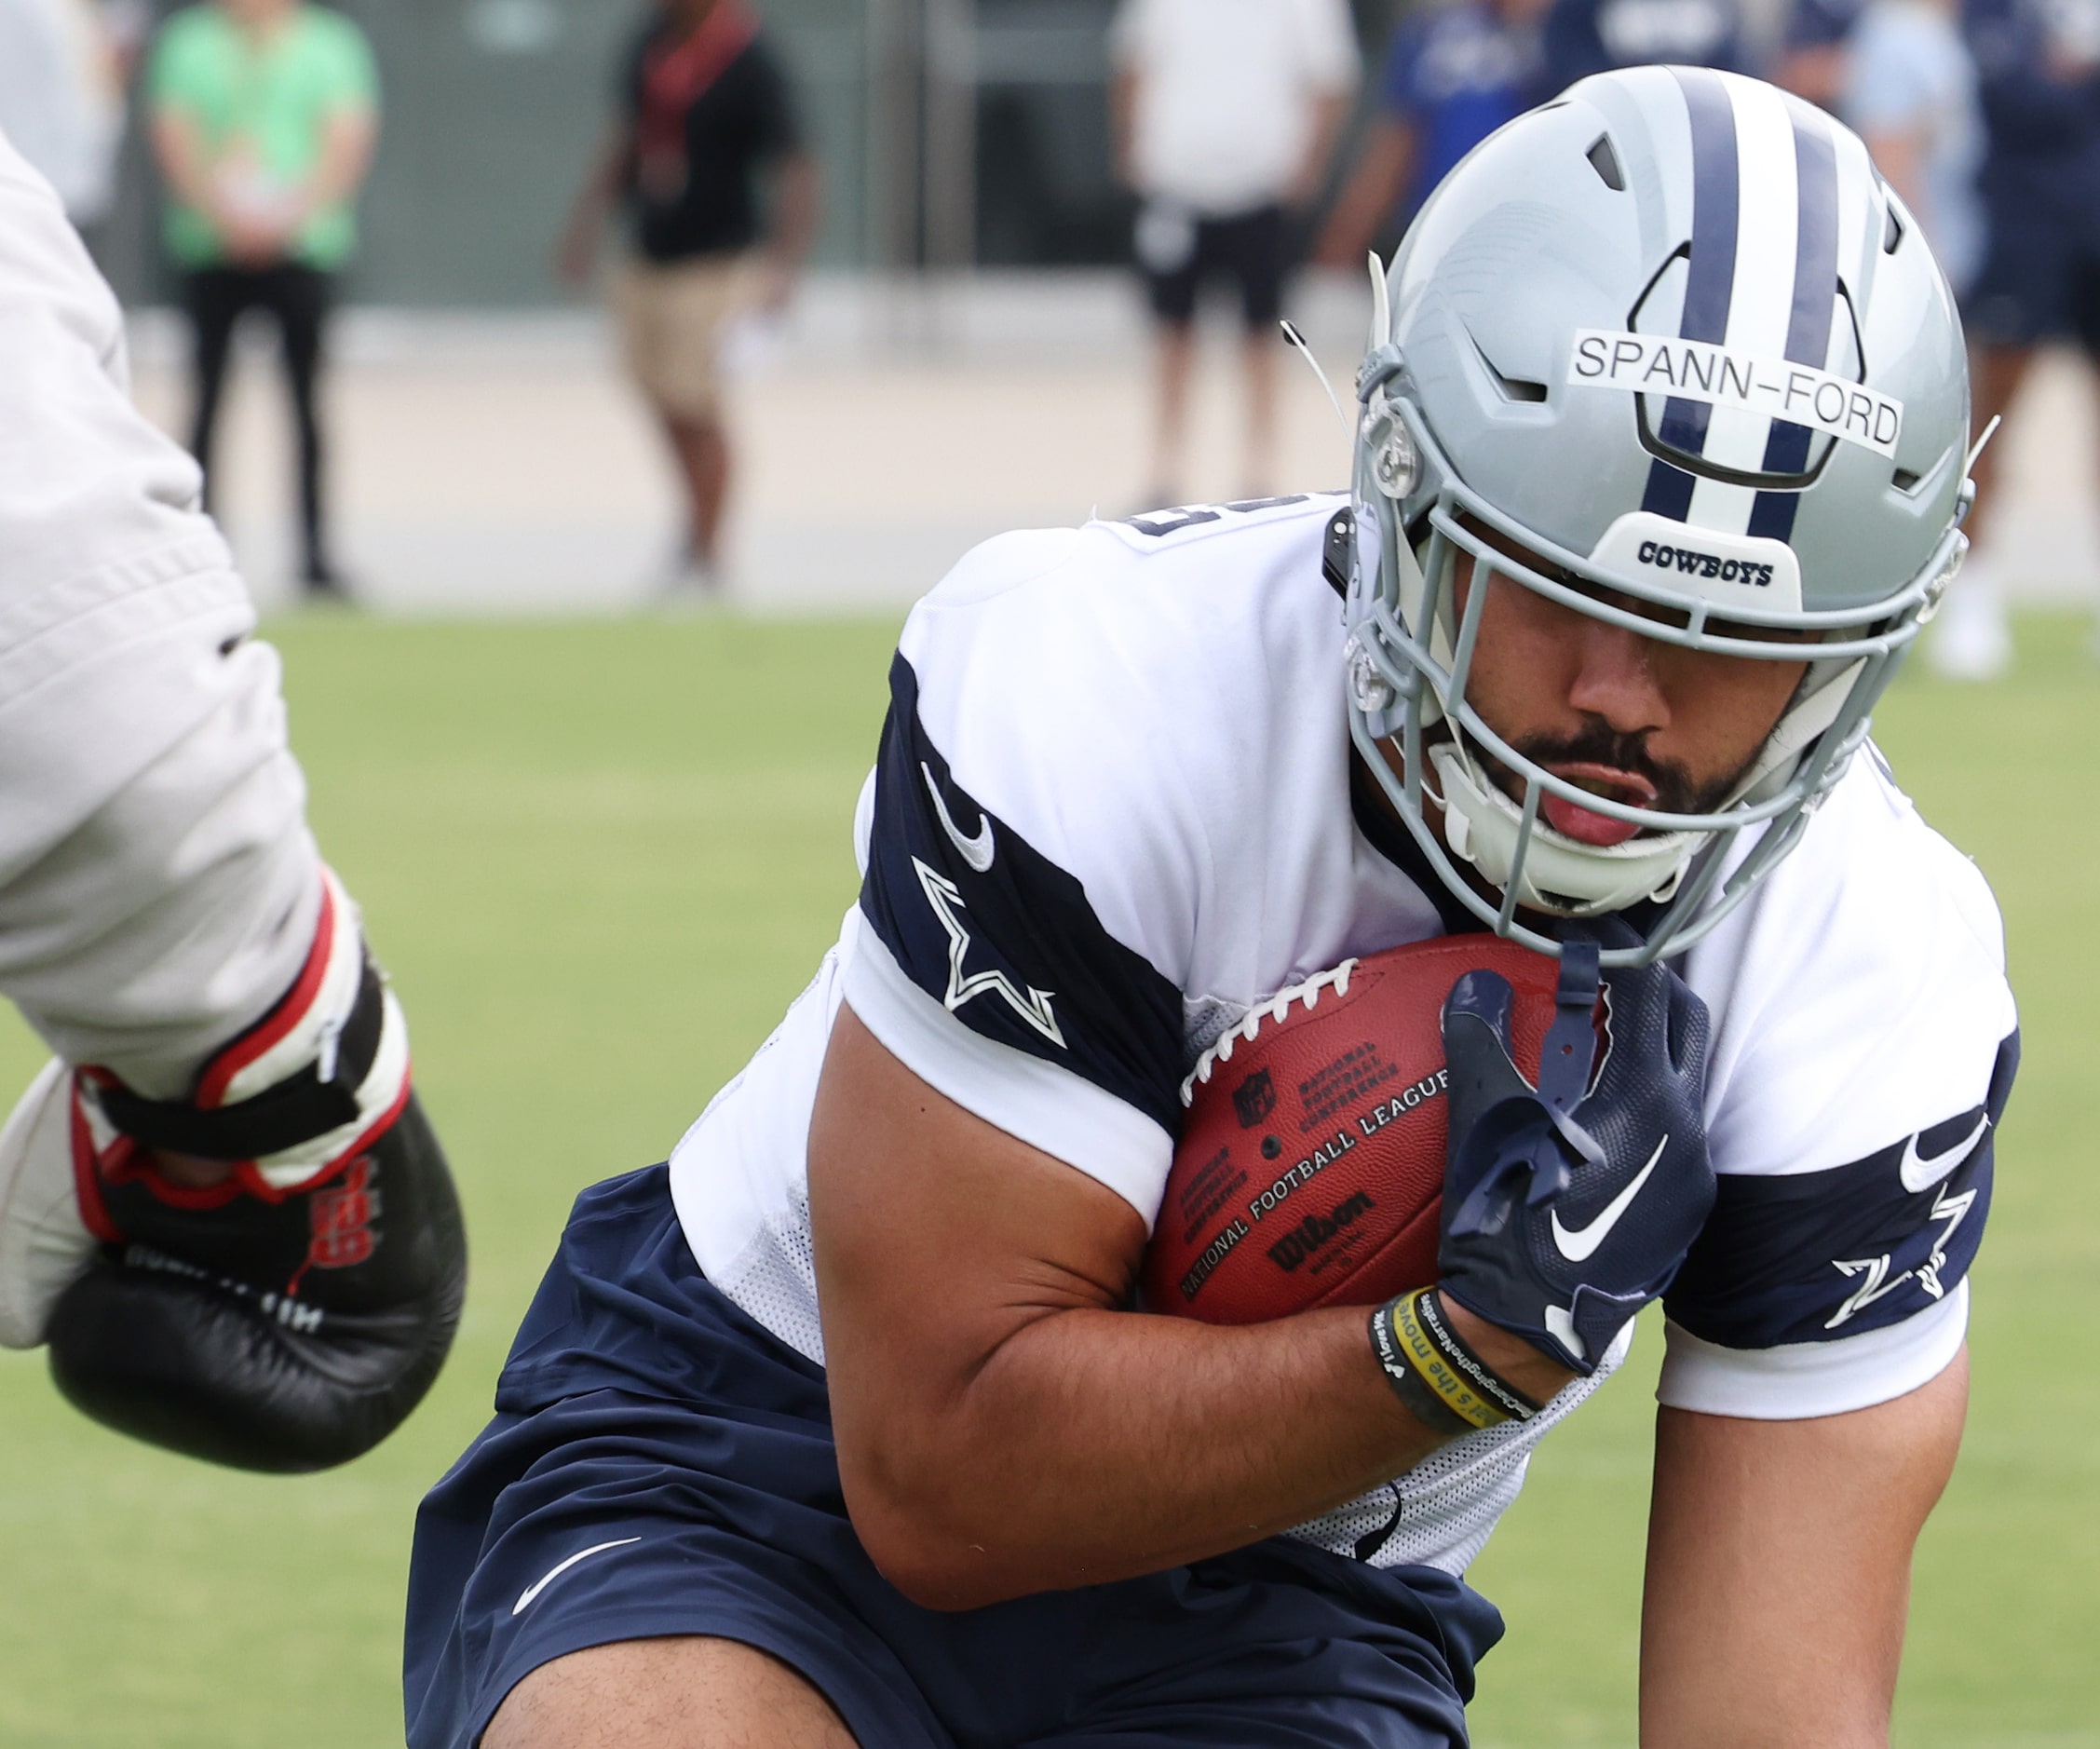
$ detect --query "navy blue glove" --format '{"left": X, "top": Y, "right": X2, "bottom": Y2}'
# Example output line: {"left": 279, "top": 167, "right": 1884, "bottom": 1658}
{"left": 1436, "top": 926, "right": 1714, "bottom": 1374}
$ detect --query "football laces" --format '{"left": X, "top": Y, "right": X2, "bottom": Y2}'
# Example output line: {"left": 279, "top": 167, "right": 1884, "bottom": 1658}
{"left": 1180, "top": 959, "right": 1359, "bottom": 1107}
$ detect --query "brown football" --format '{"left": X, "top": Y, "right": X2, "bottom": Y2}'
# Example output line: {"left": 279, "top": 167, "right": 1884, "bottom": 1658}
{"left": 1143, "top": 935, "right": 1578, "bottom": 1323}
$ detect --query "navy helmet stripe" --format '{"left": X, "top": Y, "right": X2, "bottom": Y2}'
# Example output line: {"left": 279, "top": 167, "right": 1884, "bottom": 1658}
{"left": 1744, "top": 482, "right": 1797, "bottom": 540}
{"left": 1646, "top": 68, "right": 1741, "bottom": 520}
{"left": 1643, "top": 456, "right": 1697, "bottom": 519}
{"left": 1745, "top": 483, "right": 1797, "bottom": 539}
{"left": 1751, "top": 108, "right": 1842, "bottom": 541}
{"left": 1671, "top": 68, "right": 1741, "bottom": 346}
{"left": 1658, "top": 399, "right": 1713, "bottom": 454}
{"left": 1780, "top": 111, "right": 1840, "bottom": 362}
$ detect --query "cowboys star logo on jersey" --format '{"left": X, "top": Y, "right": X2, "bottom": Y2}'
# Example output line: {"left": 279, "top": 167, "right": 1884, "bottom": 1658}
{"left": 853, "top": 653, "right": 1184, "bottom": 1130}
{"left": 911, "top": 856, "right": 1064, "bottom": 1048}
{"left": 1824, "top": 1104, "right": 1996, "bottom": 1329}
{"left": 1671, "top": 1050, "right": 2014, "bottom": 1351}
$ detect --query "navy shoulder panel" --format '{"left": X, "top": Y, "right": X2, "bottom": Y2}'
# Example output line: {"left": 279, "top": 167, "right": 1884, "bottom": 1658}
{"left": 859, "top": 653, "right": 1186, "bottom": 1137}
{"left": 1666, "top": 1031, "right": 2018, "bottom": 1349}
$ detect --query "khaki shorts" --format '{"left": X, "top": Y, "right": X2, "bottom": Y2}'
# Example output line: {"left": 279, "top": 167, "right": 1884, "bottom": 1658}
{"left": 611, "top": 254, "right": 753, "bottom": 421}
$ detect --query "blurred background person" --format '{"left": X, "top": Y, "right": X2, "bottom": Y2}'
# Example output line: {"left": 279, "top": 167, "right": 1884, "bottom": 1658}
{"left": 147, "top": 0, "right": 377, "bottom": 603}
{"left": 1845, "top": 0, "right": 1983, "bottom": 292}
{"left": 1940, "top": 0, "right": 2100, "bottom": 677}
{"left": 0, "top": 0, "right": 128, "bottom": 241}
{"left": 1776, "top": 0, "right": 1984, "bottom": 298}
{"left": 1318, "top": 0, "right": 1551, "bottom": 271}
{"left": 557, "top": 0, "right": 819, "bottom": 599}
{"left": 1542, "top": 0, "right": 1746, "bottom": 86}
{"left": 1110, "top": 0, "right": 1359, "bottom": 509}
{"left": 1777, "top": 0, "right": 1868, "bottom": 107}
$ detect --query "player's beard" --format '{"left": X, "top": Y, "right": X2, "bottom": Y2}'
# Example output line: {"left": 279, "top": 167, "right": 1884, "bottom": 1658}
{"left": 1488, "top": 722, "right": 1752, "bottom": 822}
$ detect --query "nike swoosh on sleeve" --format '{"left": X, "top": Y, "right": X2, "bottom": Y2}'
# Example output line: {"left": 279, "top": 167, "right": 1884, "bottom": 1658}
{"left": 921, "top": 762, "right": 996, "bottom": 873}
{"left": 512, "top": 1537, "right": 643, "bottom": 1617}
{"left": 1899, "top": 1114, "right": 1990, "bottom": 1194}
{"left": 1551, "top": 1135, "right": 1668, "bottom": 1263}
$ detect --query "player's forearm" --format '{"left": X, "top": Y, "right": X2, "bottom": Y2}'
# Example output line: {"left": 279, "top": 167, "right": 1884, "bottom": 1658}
{"left": 836, "top": 1287, "right": 1567, "bottom": 1609}
{"left": 811, "top": 1000, "right": 1570, "bottom": 1609}
{"left": 835, "top": 1298, "right": 1443, "bottom": 1609}
{"left": 1637, "top": 1357, "right": 1967, "bottom": 1747}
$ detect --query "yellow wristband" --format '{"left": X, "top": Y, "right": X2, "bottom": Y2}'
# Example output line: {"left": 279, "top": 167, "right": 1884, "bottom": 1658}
{"left": 1381, "top": 1289, "right": 1535, "bottom": 1431}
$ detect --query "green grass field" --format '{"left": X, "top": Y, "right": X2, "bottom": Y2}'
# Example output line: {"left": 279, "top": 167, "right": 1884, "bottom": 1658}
{"left": 0, "top": 611, "right": 2093, "bottom": 1747}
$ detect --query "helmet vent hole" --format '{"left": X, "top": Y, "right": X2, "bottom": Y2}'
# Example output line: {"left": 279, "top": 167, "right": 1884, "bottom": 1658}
{"left": 1883, "top": 204, "right": 1904, "bottom": 253}
{"left": 1467, "top": 332, "right": 1550, "bottom": 403}
{"left": 1891, "top": 466, "right": 1923, "bottom": 493}
{"left": 1586, "top": 134, "right": 1626, "bottom": 192}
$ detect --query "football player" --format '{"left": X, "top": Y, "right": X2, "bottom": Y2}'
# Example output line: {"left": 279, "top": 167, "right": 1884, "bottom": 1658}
{"left": 0, "top": 132, "right": 465, "bottom": 1471}
{"left": 406, "top": 69, "right": 2012, "bottom": 1748}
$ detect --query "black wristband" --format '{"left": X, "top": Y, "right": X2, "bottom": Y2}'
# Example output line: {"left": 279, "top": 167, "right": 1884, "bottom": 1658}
{"left": 1369, "top": 1288, "right": 1545, "bottom": 1435}
{"left": 90, "top": 956, "right": 386, "bottom": 1161}
{"left": 1413, "top": 1286, "right": 1547, "bottom": 1421}
{"left": 1369, "top": 1300, "right": 1476, "bottom": 1435}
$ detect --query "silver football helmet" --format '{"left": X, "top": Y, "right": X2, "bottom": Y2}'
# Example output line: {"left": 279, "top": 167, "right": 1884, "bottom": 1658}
{"left": 1346, "top": 66, "right": 1972, "bottom": 966}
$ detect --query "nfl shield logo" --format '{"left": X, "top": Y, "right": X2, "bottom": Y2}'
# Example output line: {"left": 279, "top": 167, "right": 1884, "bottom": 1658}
{"left": 1231, "top": 1068, "right": 1277, "bottom": 1130}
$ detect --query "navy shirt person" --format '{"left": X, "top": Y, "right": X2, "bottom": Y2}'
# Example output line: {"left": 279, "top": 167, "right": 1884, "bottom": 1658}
{"left": 1318, "top": 0, "right": 1551, "bottom": 267}
{"left": 1776, "top": 0, "right": 1869, "bottom": 109}
{"left": 1542, "top": 0, "right": 1745, "bottom": 85}
{"left": 1915, "top": 0, "right": 2100, "bottom": 677}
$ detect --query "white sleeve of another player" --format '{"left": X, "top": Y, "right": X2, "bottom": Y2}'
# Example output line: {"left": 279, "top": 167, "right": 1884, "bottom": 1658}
{"left": 0, "top": 138, "right": 322, "bottom": 1094}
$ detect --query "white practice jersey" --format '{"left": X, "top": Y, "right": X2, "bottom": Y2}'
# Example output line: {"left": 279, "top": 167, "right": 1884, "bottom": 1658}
{"left": 0, "top": 131, "right": 319, "bottom": 1095}
{"left": 1110, "top": 0, "right": 1361, "bottom": 215}
{"left": 671, "top": 493, "right": 2017, "bottom": 1576}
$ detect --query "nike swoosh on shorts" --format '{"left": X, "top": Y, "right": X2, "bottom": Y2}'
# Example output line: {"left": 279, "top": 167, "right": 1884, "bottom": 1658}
{"left": 512, "top": 1537, "right": 643, "bottom": 1617}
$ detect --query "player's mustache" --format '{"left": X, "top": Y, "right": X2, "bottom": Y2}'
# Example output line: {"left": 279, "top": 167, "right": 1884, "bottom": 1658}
{"left": 1503, "top": 724, "right": 1725, "bottom": 817}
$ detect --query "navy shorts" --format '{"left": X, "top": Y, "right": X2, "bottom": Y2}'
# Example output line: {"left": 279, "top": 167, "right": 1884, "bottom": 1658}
{"left": 404, "top": 1166, "right": 1502, "bottom": 1748}
{"left": 1135, "top": 202, "right": 1294, "bottom": 332}
{"left": 1963, "top": 216, "right": 2100, "bottom": 352}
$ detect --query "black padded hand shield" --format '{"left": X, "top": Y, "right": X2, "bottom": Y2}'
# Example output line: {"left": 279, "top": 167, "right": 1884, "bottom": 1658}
{"left": 47, "top": 1093, "right": 466, "bottom": 1472}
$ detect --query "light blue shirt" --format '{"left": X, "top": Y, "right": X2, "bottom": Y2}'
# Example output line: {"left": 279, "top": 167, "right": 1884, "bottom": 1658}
{"left": 1847, "top": 0, "right": 1985, "bottom": 292}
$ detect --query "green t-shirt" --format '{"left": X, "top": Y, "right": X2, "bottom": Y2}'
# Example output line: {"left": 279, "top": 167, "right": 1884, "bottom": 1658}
{"left": 148, "top": 4, "right": 378, "bottom": 271}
